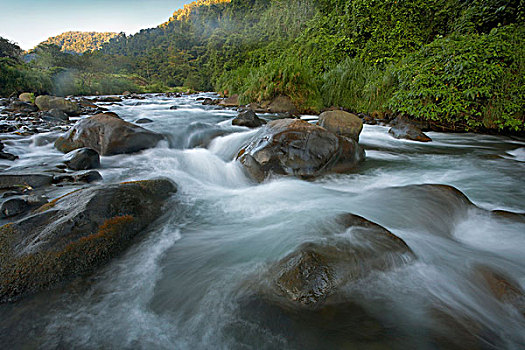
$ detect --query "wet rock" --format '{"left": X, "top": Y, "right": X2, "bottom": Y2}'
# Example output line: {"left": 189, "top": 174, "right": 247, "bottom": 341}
{"left": 0, "top": 174, "right": 53, "bottom": 190}
{"left": 63, "top": 148, "right": 100, "bottom": 170}
{"left": 35, "top": 96, "right": 81, "bottom": 116}
{"left": 268, "top": 95, "right": 297, "bottom": 115}
{"left": 169, "top": 106, "right": 178, "bottom": 110}
{"left": 0, "top": 151, "right": 18, "bottom": 161}
{"left": 43, "top": 108, "right": 69, "bottom": 121}
{"left": 94, "top": 96, "right": 122, "bottom": 103}
{"left": 4, "top": 101, "right": 38, "bottom": 114}
{"left": 475, "top": 266, "right": 525, "bottom": 315}
{"left": 388, "top": 117, "right": 431, "bottom": 142}
{"left": 0, "top": 195, "right": 48, "bottom": 218}
{"left": 318, "top": 110, "right": 363, "bottom": 142}
{"left": 135, "top": 118, "right": 153, "bottom": 124}
{"left": 202, "top": 98, "right": 216, "bottom": 105}
{"left": 0, "top": 178, "right": 177, "bottom": 302}
{"left": 55, "top": 112, "right": 164, "bottom": 156}
{"left": 232, "top": 110, "right": 266, "bottom": 128}
{"left": 18, "top": 93, "right": 34, "bottom": 103}
{"left": 237, "top": 119, "right": 365, "bottom": 182}
{"left": 53, "top": 170, "right": 102, "bottom": 184}
{"left": 219, "top": 94, "right": 239, "bottom": 107}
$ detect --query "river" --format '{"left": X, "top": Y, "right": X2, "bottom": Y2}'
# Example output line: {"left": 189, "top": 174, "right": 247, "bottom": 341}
{"left": 1, "top": 93, "right": 524, "bottom": 349}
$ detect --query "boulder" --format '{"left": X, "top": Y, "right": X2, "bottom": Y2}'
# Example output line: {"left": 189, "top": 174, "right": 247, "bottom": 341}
{"left": 0, "top": 178, "right": 177, "bottom": 302}
{"left": 122, "top": 91, "right": 132, "bottom": 97}
{"left": 55, "top": 112, "right": 164, "bottom": 156}
{"left": 43, "top": 108, "right": 69, "bottom": 121}
{"left": 388, "top": 117, "right": 431, "bottom": 142}
{"left": 63, "top": 148, "right": 100, "bottom": 170}
{"left": 0, "top": 174, "right": 53, "bottom": 190}
{"left": 318, "top": 110, "right": 363, "bottom": 142}
{"left": 18, "top": 93, "right": 34, "bottom": 103}
{"left": 268, "top": 95, "right": 297, "bottom": 115}
{"left": 219, "top": 94, "right": 239, "bottom": 107}
{"left": 35, "top": 96, "right": 81, "bottom": 116}
{"left": 237, "top": 119, "right": 365, "bottom": 182}
{"left": 232, "top": 110, "right": 266, "bottom": 128}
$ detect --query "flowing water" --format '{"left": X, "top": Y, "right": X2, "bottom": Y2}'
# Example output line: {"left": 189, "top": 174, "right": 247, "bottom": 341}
{"left": 0, "top": 94, "right": 524, "bottom": 349}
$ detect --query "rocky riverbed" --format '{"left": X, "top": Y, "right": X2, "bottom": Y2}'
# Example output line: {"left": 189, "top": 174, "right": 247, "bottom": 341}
{"left": 0, "top": 93, "right": 524, "bottom": 349}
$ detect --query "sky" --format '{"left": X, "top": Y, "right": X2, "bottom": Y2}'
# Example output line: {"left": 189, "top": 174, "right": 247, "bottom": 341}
{"left": 0, "top": 0, "right": 193, "bottom": 50}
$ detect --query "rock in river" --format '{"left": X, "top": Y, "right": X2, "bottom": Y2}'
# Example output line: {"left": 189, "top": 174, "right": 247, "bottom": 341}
{"left": 55, "top": 112, "right": 164, "bottom": 156}
{"left": 318, "top": 110, "right": 363, "bottom": 142}
{"left": 63, "top": 148, "right": 100, "bottom": 170}
{"left": 232, "top": 110, "right": 266, "bottom": 128}
{"left": 388, "top": 117, "right": 431, "bottom": 142}
{"left": 0, "top": 178, "right": 177, "bottom": 302}
{"left": 237, "top": 119, "right": 365, "bottom": 182}
{"left": 236, "top": 214, "right": 414, "bottom": 348}
{"left": 35, "top": 95, "right": 81, "bottom": 116}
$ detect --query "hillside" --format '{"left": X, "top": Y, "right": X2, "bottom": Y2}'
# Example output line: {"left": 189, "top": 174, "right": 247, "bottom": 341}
{"left": 39, "top": 31, "right": 122, "bottom": 53}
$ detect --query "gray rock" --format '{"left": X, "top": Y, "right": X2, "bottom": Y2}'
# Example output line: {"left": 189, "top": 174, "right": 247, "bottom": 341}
{"left": 64, "top": 148, "right": 100, "bottom": 170}
{"left": 232, "top": 110, "right": 266, "bottom": 128}
{"left": 136, "top": 118, "right": 154, "bottom": 124}
{"left": 0, "top": 174, "right": 53, "bottom": 190}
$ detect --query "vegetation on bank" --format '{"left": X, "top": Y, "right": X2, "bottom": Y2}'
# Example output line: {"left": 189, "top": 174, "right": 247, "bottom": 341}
{"left": 1, "top": 0, "right": 523, "bottom": 133}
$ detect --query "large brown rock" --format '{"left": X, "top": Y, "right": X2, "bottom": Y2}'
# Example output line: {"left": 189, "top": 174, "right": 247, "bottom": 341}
{"left": 268, "top": 95, "right": 297, "bottom": 114}
{"left": 35, "top": 95, "right": 81, "bottom": 116}
{"left": 318, "top": 110, "right": 363, "bottom": 142}
{"left": 236, "top": 119, "right": 364, "bottom": 182}
{"left": 0, "top": 178, "right": 177, "bottom": 302}
{"left": 55, "top": 112, "right": 164, "bottom": 156}
{"left": 219, "top": 94, "right": 239, "bottom": 107}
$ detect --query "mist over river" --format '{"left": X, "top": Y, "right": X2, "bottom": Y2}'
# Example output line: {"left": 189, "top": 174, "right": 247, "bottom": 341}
{"left": 1, "top": 94, "right": 524, "bottom": 349}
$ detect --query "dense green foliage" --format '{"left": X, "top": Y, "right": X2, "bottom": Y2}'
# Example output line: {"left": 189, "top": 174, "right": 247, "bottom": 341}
{"left": 2, "top": 0, "right": 523, "bottom": 132}
{"left": 40, "top": 31, "right": 121, "bottom": 54}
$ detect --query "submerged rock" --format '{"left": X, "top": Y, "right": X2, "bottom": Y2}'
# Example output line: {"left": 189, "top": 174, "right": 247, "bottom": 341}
{"left": 4, "top": 101, "right": 38, "bottom": 114}
{"left": 0, "top": 178, "right": 177, "bottom": 302}
{"left": 235, "top": 214, "right": 414, "bottom": 348}
{"left": 35, "top": 96, "right": 81, "bottom": 116}
{"left": 53, "top": 170, "right": 103, "bottom": 184}
{"left": 63, "top": 148, "right": 100, "bottom": 170}
{"left": 55, "top": 112, "right": 164, "bottom": 156}
{"left": 232, "top": 110, "right": 266, "bottom": 128}
{"left": 318, "top": 110, "right": 363, "bottom": 142}
{"left": 237, "top": 119, "right": 365, "bottom": 182}
{"left": 135, "top": 118, "right": 154, "bottom": 124}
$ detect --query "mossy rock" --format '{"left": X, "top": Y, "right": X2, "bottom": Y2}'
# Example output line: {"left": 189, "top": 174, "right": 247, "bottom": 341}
{"left": 0, "top": 178, "right": 177, "bottom": 303}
